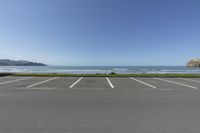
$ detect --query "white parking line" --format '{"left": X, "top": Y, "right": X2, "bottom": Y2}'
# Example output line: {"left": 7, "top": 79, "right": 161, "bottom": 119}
{"left": 0, "top": 77, "right": 33, "bottom": 85}
{"left": 106, "top": 77, "right": 115, "bottom": 88}
{"left": 179, "top": 78, "right": 200, "bottom": 83}
{"left": 130, "top": 77, "right": 157, "bottom": 89}
{"left": 69, "top": 77, "right": 83, "bottom": 88}
{"left": 26, "top": 77, "right": 58, "bottom": 88}
{"left": 155, "top": 78, "right": 198, "bottom": 89}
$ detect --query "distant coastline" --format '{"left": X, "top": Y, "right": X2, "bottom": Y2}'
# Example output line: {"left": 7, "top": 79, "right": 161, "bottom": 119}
{"left": 0, "top": 59, "right": 46, "bottom": 66}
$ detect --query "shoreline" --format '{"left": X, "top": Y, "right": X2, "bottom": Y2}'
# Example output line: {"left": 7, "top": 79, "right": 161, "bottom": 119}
{"left": 0, "top": 66, "right": 200, "bottom": 74}
{"left": 3, "top": 73, "right": 200, "bottom": 78}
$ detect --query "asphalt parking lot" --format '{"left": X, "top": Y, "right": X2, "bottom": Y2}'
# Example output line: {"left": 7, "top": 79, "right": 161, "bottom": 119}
{"left": 1, "top": 76, "right": 200, "bottom": 133}
{"left": 1, "top": 76, "right": 200, "bottom": 90}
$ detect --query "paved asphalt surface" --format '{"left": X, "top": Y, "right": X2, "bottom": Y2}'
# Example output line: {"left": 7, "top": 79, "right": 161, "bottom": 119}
{"left": 1, "top": 76, "right": 200, "bottom": 133}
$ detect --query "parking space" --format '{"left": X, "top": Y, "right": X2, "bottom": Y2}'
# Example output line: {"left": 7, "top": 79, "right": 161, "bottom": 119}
{"left": 109, "top": 77, "right": 156, "bottom": 90}
{"left": 137, "top": 78, "right": 196, "bottom": 90}
{"left": 72, "top": 77, "right": 111, "bottom": 89}
{"left": 34, "top": 77, "right": 79, "bottom": 89}
{"left": 0, "top": 76, "right": 23, "bottom": 83}
{"left": 0, "top": 77, "right": 50, "bottom": 88}
{"left": 162, "top": 78, "right": 200, "bottom": 89}
{"left": 180, "top": 78, "right": 200, "bottom": 83}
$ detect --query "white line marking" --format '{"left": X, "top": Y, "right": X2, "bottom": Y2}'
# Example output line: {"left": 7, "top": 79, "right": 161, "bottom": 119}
{"left": 179, "top": 78, "right": 200, "bottom": 83}
{"left": 26, "top": 77, "right": 58, "bottom": 88}
{"left": 155, "top": 78, "right": 198, "bottom": 89}
{"left": 0, "top": 77, "right": 33, "bottom": 85}
{"left": 106, "top": 77, "right": 114, "bottom": 88}
{"left": 69, "top": 77, "right": 83, "bottom": 88}
{"left": 130, "top": 77, "right": 157, "bottom": 89}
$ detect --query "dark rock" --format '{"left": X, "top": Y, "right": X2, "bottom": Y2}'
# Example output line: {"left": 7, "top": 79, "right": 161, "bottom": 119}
{"left": 186, "top": 58, "right": 200, "bottom": 67}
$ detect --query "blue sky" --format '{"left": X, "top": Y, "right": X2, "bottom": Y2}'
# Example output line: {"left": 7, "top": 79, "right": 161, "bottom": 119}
{"left": 0, "top": 0, "right": 200, "bottom": 66}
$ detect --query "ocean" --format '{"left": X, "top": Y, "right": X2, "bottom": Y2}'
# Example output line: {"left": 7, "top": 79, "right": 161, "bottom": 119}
{"left": 0, "top": 66, "right": 200, "bottom": 74}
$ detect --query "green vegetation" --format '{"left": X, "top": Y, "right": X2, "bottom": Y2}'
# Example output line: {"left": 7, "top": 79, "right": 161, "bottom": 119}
{"left": 13, "top": 73, "right": 200, "bottom": 78}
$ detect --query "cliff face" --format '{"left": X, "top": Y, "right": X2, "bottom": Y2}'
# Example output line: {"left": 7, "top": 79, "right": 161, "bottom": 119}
{"left": 0, "top": 59, "right": 46, "bottom": 66}
{"left": 186, "top": 58, "right": 200, "bottom": 67}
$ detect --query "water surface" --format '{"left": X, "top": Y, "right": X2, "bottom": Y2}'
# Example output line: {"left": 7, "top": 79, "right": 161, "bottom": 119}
{"left": 0, "top": 66, "right": 200, "bottom": 74}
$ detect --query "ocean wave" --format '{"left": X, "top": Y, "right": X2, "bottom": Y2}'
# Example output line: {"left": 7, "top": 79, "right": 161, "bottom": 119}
{"left": 0, "top": 66, "right": 200, "bottom": 74}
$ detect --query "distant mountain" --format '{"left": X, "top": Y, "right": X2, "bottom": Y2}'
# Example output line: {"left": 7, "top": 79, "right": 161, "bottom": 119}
{"left": 186, "top": 58, "right": 200, "bottom": 67}
{"left": 0, "top": 59, "right": 46, "bottom": 66}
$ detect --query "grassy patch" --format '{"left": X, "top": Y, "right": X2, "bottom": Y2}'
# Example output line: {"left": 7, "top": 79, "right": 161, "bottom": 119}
{"left": 13, "top": 73, "right": 200, "bottom": 78}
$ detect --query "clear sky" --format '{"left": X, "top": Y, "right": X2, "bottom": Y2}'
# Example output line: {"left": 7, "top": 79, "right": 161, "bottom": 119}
{"left": 0, "top": 0, "right": 200, "bottom": 66}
